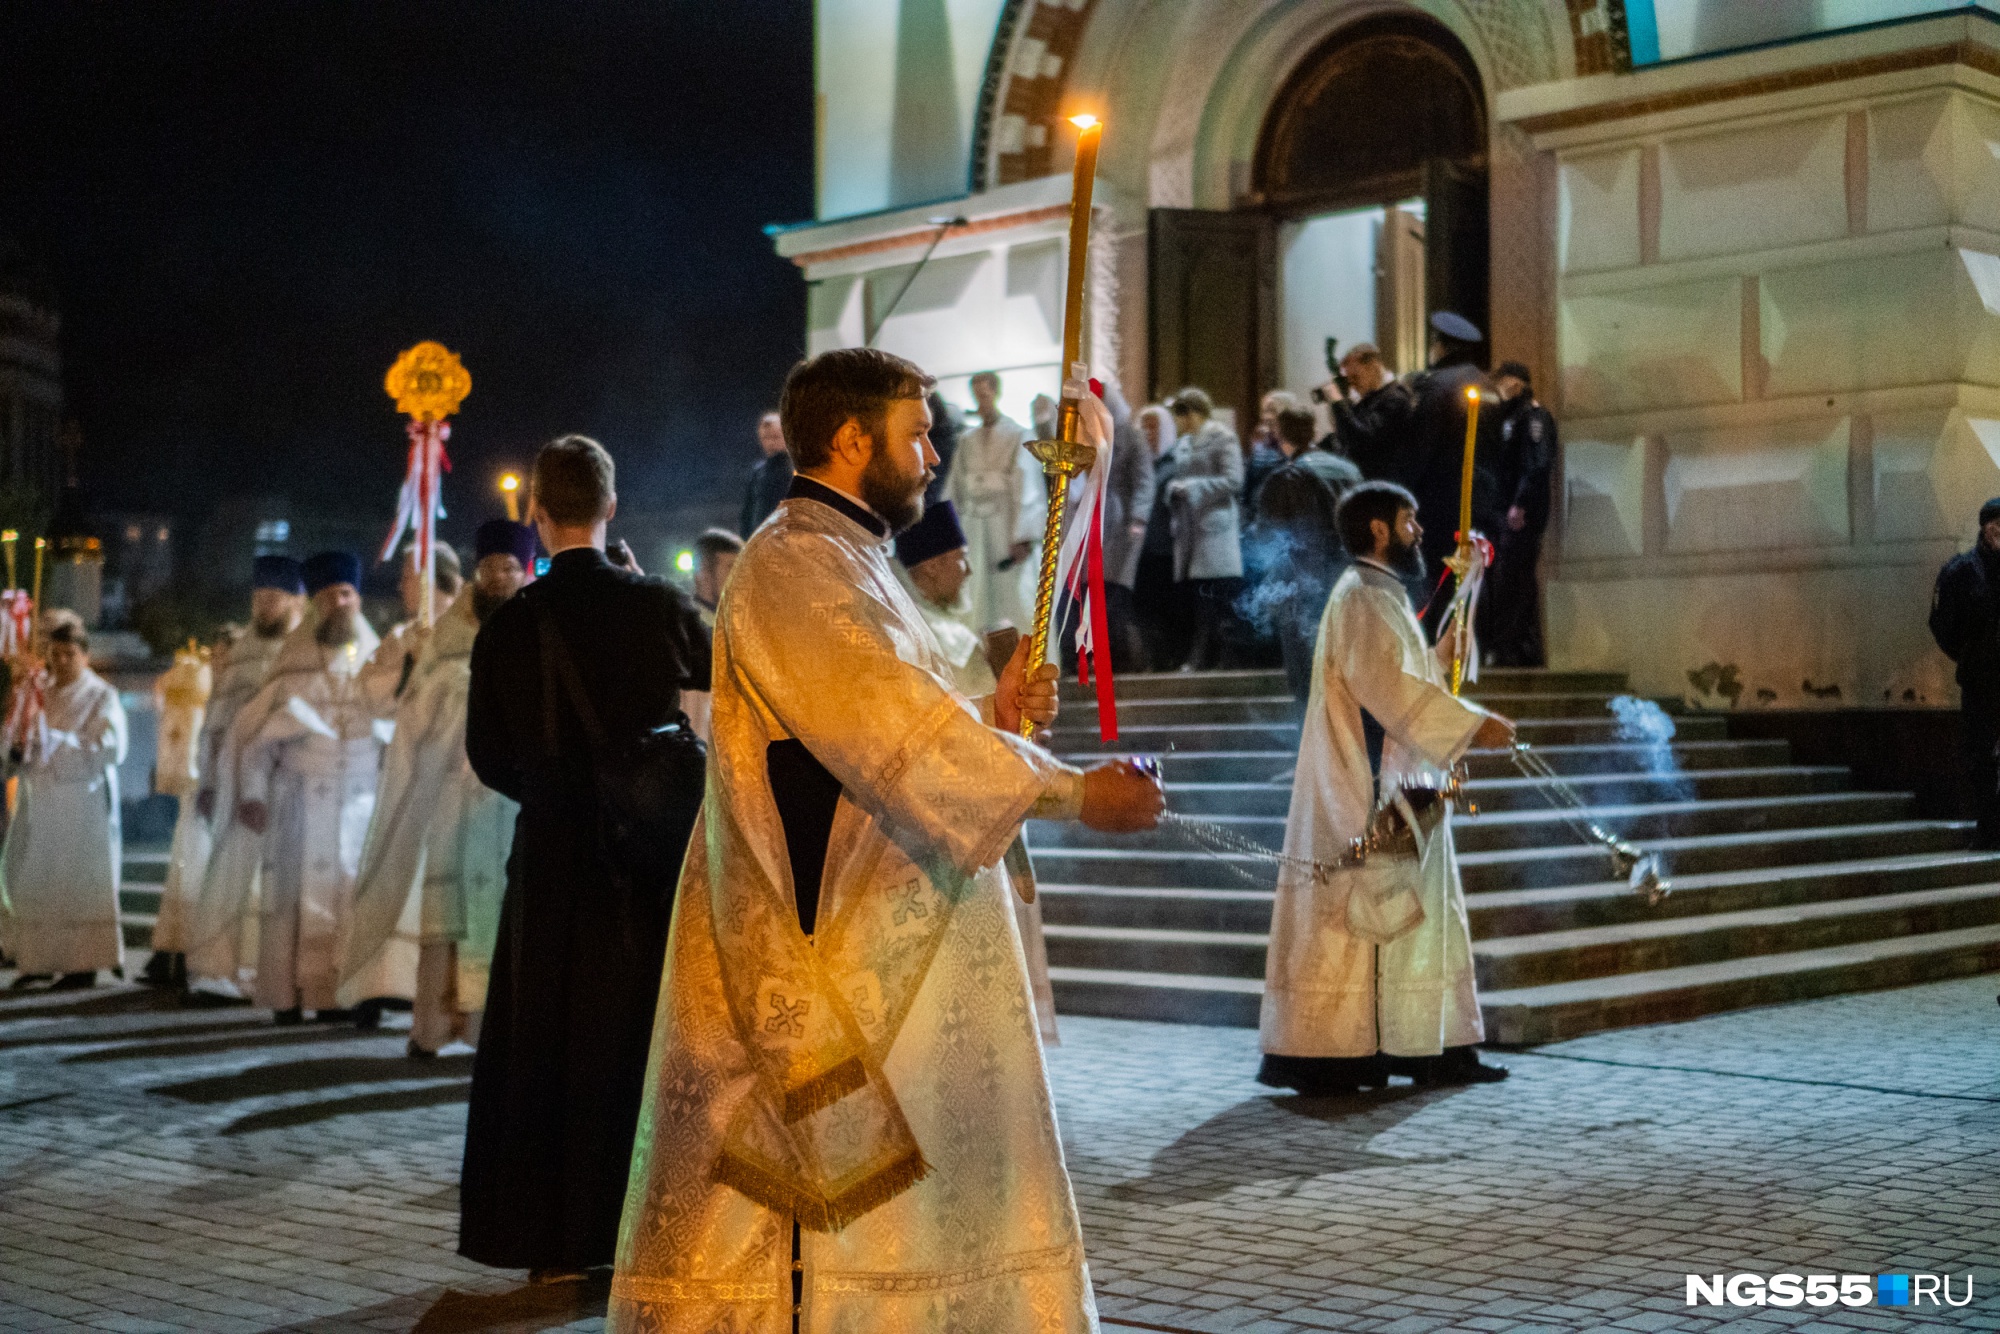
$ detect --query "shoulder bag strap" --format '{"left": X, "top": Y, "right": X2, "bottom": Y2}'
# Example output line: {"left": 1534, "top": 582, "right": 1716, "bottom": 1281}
{"left": 535, "top": 599, "right": 609, "bottom": 757}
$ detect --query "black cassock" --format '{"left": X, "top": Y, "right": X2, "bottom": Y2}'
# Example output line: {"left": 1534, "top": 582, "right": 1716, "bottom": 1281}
{"left": 460, "top": 545, "right": 712, "bottom": 1271}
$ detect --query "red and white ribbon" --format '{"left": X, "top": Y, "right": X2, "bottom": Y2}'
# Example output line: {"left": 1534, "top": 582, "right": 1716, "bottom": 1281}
{"left": 1053, "top": 378, "right": 1118, "bottom": 742}
{"left": 380, "top": 417, "right": 453, "bottom": 573}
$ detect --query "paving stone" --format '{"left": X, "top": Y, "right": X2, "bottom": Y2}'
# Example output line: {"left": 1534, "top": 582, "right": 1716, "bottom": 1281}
{"left": 4, "top": 972, "right": 2000, "bottom": 1329}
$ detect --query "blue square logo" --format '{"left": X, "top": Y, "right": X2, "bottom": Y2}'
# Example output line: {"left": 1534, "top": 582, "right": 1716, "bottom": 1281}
{"left": 1878, "top": 1274, "right": 1911, "bottom": 1307}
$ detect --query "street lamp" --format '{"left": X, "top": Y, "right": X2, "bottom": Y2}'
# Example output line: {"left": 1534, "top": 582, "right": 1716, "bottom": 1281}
{"left": 499, "top": 472, "right": 521, "bottom": 522}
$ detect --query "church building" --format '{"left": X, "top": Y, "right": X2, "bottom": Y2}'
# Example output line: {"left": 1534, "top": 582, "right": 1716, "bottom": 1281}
{"left": 772, "top": 1, "right": 2000, "bottom": 710}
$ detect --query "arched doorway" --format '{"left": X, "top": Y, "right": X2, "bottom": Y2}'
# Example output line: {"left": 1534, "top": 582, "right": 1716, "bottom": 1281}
{"left": 1150, "top": 13, "right": 1489, "bottom": 417}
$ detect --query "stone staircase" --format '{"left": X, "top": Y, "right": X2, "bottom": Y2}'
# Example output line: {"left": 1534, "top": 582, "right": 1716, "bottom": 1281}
{"left": 119, "top": 843, "right": 168, "bottom": 953}
{"left": 1033, "top": 669, "right": 2000, "bottom": 1044}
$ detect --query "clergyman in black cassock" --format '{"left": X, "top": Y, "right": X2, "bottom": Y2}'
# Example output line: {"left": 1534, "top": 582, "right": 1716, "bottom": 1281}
{"left": 460, "top": 542, "right": 711, "bottom": 1272}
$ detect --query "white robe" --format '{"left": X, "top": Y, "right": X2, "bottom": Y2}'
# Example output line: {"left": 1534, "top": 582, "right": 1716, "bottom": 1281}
{"left": 233, "top": 625, "right": 386, "bottom": 1011}
{"left": 1259, "top": 559, "right": 1491, "bottom": 1058}
{"left": 612, "top": 494, "right": 1097, "bottom": 1334}
{"left": 895, "top": 564, "right": 1061, "bottom": 1045}
{"left": 339, "top": 598, "right": 513, "bottom": 1025}
{"left": 946, "top": 413, "right": 1045, "bottom": 633}
{"left": 153, "top": 632, "right": 284, "bottom": 956}
{"left": 0, "top": 670, "right": 128, "bottom": 975}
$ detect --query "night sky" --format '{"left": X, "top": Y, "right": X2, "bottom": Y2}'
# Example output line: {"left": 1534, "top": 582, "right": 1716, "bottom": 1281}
{"left": 0, "top": 2, "right": 813, "bottom": 548}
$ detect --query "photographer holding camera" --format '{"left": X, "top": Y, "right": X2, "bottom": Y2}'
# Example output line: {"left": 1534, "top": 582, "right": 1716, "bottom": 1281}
{"left": 1316, "top": 342, "right": 1416, "bottom": 480}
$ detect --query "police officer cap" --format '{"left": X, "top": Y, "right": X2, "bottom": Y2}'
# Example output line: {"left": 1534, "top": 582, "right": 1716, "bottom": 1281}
{"left": 1429, "top": 311, "right": 1484, "bottom": 344}
{"left": 1981, "top": 497, "right": 2000, "bottom": 526}
{"left": 1495, "top": 360, "right": 1533, "bottom": 385}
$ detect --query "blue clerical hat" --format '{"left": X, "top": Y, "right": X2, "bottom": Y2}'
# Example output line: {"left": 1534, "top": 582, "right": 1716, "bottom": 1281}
{"left": 1429, "top": 310, "right": 1484, "bottom": 344}
{"left": 475, "top": 519, "right": 537, "bottom": 567}
{"left": 251, "top": 555, "right": 305, "bottom": 594}
{"left": 894, "top": 500, "right": 967, "bottom": 568}
{"left": 302, "top": 550, "right": 362, "bottom": 595}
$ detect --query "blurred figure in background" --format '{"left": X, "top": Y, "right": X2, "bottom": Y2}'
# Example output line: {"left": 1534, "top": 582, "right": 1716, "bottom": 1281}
{"left": 1244, "top": 390, "right": 1295, "bottom": 514}
{"left": 1326, "top": 342, "right": 1415, "bottom": 471}
{"left": 341, "top": 520, "right": 535, "bottom": 1055}
{"left": 949, "top": 370, "right": 1044, "bottom": 634}
{"left": 1479, "top": 361, "right": 1556, "bottom": 668}
{"left": 360, "top": 543, "right": 461, "bottom": 710}
{"left": 1099, "top": 383, "right": 1156, "bottom": 673}
{"left": 1133, "top": 403, "right": 1190, "bottom": 671}
{"left": 148, "top": 556, "right": 303, "bottom": 988}
{"left": 232, "top": 552, "right": 385, "bottom": 1025}
{"left": 738, "top": 409, "right": 793, "bottom": 538}
{"left": 0, "top": 619, "right": 128, "bottom": 991}
{"left": 1164, "top": 387, "right": 1245, "bottom": 671}
{"left": 1930, "top": 497, "right": 2000, "bottom": 847}
{"left": 1252, "top": 406, "right": 1363, "bottom": 703}
{"left": 691, "top": 526, "right": 743, "bottom": 629}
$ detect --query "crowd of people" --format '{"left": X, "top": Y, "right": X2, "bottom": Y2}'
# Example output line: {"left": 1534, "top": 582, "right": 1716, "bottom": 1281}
{"left": 788, "top": 312, "right": 1560, "bottom": 709}
{"left": 0, "top": 328, "right": 1549, "bottom": 1328}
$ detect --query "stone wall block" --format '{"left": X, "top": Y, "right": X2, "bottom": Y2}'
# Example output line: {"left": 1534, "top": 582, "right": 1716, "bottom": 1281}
{"left": 1760, "top": 249, "right": 1978, "bottom": 398}
{"left": 1558, "top": 146, "right": 1641, "bottom": 274}
{"left": 1560, "top": 276, "right": 1742, "bottom": 414}
{"left": 1658, "top": 115, "right": 1847, "bottom": 263}
{"left": 1870, "top": 407, "right": 1987, "bottom": 544}
{"left": 1661, "top": 417, "right": 1851, "bottom": 555}
{"left": 1561, "top": 434, "right": 1647, "bottom": 559}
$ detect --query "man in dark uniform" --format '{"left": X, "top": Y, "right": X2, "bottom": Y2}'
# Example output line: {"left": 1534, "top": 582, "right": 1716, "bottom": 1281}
{"left": 1480, "top": 360, "right": 1558, "bottom": 666}
{"left": 738, "top": 409, "right": 793, "bottom": 537}
{"left": 1930, "top": 497, "right": 2000, "bottom": 848}
{"left": 1390, "top": 312, "right": 1503, "bottom": 629}
{"left": 461, "top": 433, "right": 712, "bottom": 1282}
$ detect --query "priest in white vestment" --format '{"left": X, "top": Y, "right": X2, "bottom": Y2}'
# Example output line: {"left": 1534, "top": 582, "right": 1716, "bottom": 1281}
{"left": 945, "top": 369, "right": 1045, "bottom": 633}
{"left": 612, "top": 348, "right": 1163, "bottom": 1333}
{"left": 1258, "top": 481, "right": 1514, "bottom": 1094}
{"left": 0, "top": 621, "right": 128, "bottom": 988}
{"left": 893, "top": 497, "right": 1061, "bottom": 1044}
{"left": 148, "top": 556, "right": 304, "bottom": 986}
{"left": 340, "top": 521, "right": 532, "bottom": 1052}
{"left": 359, "top": 542, "right": 461, "bottom": 713}
{"left": 233, "top": 551, "right": 385, "bottom": 1022}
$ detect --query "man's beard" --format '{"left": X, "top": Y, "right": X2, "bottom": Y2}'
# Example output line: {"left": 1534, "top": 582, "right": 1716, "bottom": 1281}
{"left": 471, "top": 586, "right": 509, "bottom": 623}
{"left": 1387, "top": 533, "right": 1426, "bottom": 585}
{"left": 252, "top": 613, "right": 290, "bottom": 639}
{"left": 314, "top": 606, "right": 360, "bottom": 647}
{"left": 860, "top": 448, "right": 928, "bottom": 534}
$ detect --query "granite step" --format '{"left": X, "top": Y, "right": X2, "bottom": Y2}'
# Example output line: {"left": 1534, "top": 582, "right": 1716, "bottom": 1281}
{"left": 1479, "top": 922, "right": 2000, "bottom": 1045}
{"left": 1473, "top": 881, "right": 2000, "bottom": 991}
{"left": 1039, "top": 850, "right": 2000, "bottom": 939}
{"left": 1468, "top": 851, "right": 2000, "bottom": 935}
{"left": 1051, "top": 713, "right": 1729, "bottom": 755}
{"left": 1047, "top": 965, "right": 1263, "bottom": 1028}
{"left": 1043, "top": 922, "right": 1266, "bottom": 979}
{"left": 1459, "top": 739, "right": 1791, "bottom": 779}
{"left": 1035, "top": 791, "right": 1914, "bottom": 855}
{"left": 1058, "top": 670, "right": 1289, "bottom": 702}
{"left": 1029, "top": 820, "right": 1974, "bottom": 893}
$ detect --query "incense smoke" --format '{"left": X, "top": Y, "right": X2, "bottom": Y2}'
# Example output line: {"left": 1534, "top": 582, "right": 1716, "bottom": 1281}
{"left": 1608, "top": 695, "right": 1695, "bottom": 801}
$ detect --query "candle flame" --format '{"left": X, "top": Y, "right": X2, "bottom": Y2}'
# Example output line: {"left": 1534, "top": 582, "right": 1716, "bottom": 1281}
{"left": 1465, "top": 386, "right": 1481, "bottom": 402}
{"left": 499, "top": 473, "right": 520, "bottom": 493}
{"left": 1069, "top": 114, "right": 1100, "bottom": 130}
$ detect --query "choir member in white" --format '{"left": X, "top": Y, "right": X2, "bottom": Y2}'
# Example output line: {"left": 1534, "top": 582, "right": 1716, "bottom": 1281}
{"left": 945, "top": 369, "right": 1045, "bottom": 634}
{"left": 230, "top": 551, "right": 385, "bottom": 1023}
{"left": 0, "top": 617, "right": 129, "bottom": 989}
{"left": 611, "top": 348, "right": 1164, "bottom": 1333}
{"left": 339, "top": 521, "right": 532, "bottom": 1054}
{"left": 148, "top": 556, "right": 304, "bottom": 987}
{"left": 1258, "top": 481, "right": 1515, "bottom": 1093}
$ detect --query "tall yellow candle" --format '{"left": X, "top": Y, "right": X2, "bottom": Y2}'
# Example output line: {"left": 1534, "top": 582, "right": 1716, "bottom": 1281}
{"left": 1054, "top": 114, "right": 1102, "bottom": 447}
{"left": 1, "top": 530, "right": 17, "bottom": 592}
{"left": 1458, "top": 384, "right": 1481, "bottom": 544}
{"left": 32, "top": 538, "right": 45, "bottom": 617}
{"left": 1021, "top": 113, "right": 1105, "bottom": 738}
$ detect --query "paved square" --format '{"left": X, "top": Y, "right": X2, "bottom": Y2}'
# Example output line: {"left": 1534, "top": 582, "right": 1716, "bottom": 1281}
{"left": 1, "top": 970, "right": 1995, "bottom": 1331}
